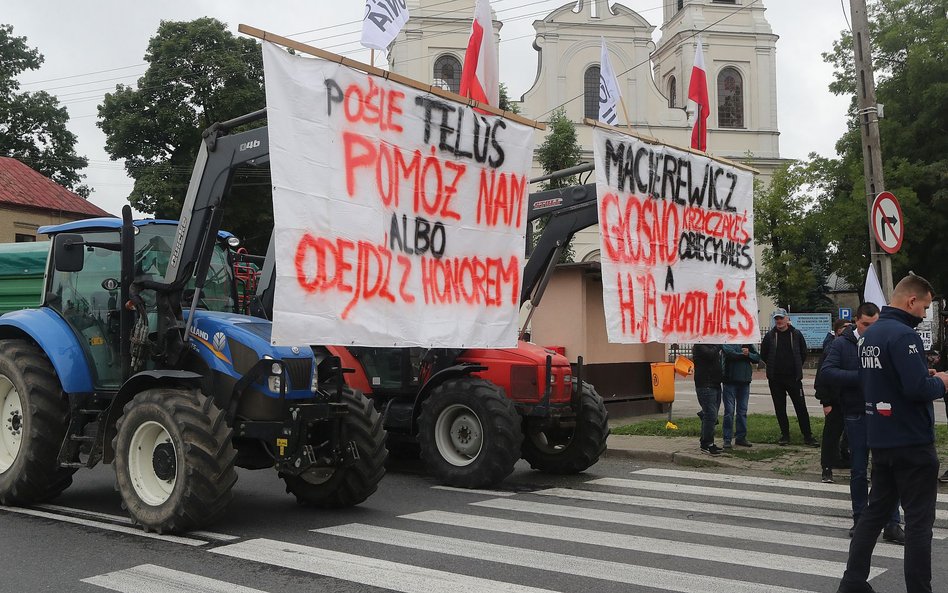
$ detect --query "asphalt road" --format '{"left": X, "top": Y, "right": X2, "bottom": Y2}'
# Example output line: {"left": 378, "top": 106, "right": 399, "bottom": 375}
{"left": 1, "top": 455, "right": 946, "bottom": 593}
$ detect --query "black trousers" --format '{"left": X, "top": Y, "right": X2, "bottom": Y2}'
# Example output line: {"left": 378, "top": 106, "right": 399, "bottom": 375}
{"left": 767, "top": 376, "right": 813, "bottom": 439}
{"left": 839, "top": 443, "right": 939, "bottom": 593}
{"left": 821, "top": 403, "right": 845, "bottom": 469}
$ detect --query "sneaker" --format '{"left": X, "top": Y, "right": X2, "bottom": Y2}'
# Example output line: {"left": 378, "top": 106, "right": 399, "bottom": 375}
{"left": 700, "top": 444, "right": 722, "bottom": 456}
{"left": 882, "top": 523, "right": 905, "bottom": 545}
{"left": 735, "top": 439, "right": 753, "bottom": 447}
{"left": 723, "top": 442, "right": 732, "bottom": 450}
{"left": 804, "top": 436, "right": 820, "bottom": 448}
{"left": 939, "top": 469, "right": 948, "bottom": 484}
{"left": 778, "top": 435, "right": 790, "bottom": 446}
{"left": 821, "top": 468, "right": 834, "bottom": 483}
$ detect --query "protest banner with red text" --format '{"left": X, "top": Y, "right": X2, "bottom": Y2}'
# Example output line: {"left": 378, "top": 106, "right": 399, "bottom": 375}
{"left": 263, "top": 43, "right": 536, "bottom": 347}
{"left": 593, "top": 127, "right": 758, "bottom": 344}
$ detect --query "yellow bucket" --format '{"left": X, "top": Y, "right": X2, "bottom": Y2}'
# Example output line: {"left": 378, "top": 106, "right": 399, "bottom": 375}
{"left": 673, "top": 355, "right": 695, "bottom": 377}
{"left": 650, "top": 362, "right": 676, "bottom": 403}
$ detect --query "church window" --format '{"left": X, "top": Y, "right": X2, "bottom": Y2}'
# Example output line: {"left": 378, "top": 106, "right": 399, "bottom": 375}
{"left": 584, "top": 66, "right": 601, "bottom": 120}
{"left": 667, "top": 76, "right": 677, "bottom": 108}
{"left": 433, "top": 54, "right": 462, "bottom": 93}
{"left": 717, "top": 67, "right": 744, "bottom": 128}
{"left": 677, "top": 0, "right": 684, "bottom": 10}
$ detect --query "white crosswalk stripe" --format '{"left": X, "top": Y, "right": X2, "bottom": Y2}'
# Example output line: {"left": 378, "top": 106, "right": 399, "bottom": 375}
{"left": 79, "top": 468, "right": 914, "bottom": 593}
{"left": 82, "top": 564, "right": 269, "bottom": 593}
{"left": 469, "top": 497, "right": 905, "bottom": 559}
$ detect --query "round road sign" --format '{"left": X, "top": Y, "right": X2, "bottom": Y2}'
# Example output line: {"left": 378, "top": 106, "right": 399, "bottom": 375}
{"left": 871, "top": 191, "right": 903, "bottom": 254}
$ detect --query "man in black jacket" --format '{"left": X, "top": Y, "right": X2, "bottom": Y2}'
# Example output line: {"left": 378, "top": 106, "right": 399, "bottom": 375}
{"left": 760, "top": 308, "right": 819, "bottom": 447}
{"left": 692, "top": 343, "right": 724, "bottom": 455}
{"left": 816, "top": 318, "right": 852, "bottom": 482}
{"left": 837, "top": 275, "right": 948, "bottom": 593}
{"left": 821, "top": 302, "right": 903, "bottom": 544}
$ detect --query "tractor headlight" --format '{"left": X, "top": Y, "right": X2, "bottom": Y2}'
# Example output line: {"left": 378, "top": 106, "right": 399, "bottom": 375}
{"left": 268, "top": 375, "right": 282, "bottom": 393}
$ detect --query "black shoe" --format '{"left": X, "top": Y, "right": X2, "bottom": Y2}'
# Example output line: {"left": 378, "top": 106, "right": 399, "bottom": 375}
{"left": 723, "top": 443, "right": 732, "bottom": 450}
{"left": 939, "top": 469, "right": 948, "bottom": 484}
{"left": 882, "top": 523, "right": 905, "bottom": 545}
{"left": 821, "top": 468, "right": 834, "bottom": 483}
{"left": 735, "top": 439, "right": 753, "bottom": 447}
{"left": 848, "top": 523, "right": 855, "bottom": 538}
{"left": 700, "top": 444, "right": 723, "bottom": 456}
{"left": 804, "top": 436, "right": 820, "bottom": 448}
{"left": 836, "top": 585, "right": 876, "bottom": 593}
{"left": 778, "top": 435, "right": 790, "bottom": 446}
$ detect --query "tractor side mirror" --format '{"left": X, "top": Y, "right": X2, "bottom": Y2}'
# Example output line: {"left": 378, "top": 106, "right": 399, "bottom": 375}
{"left": 52, "top": 233, "right": 85, "bottom": 272}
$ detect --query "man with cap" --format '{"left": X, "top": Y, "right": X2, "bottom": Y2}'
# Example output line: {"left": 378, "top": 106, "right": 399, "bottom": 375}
{"left": 760, "top": 308, "right": 819, "bottom": 447}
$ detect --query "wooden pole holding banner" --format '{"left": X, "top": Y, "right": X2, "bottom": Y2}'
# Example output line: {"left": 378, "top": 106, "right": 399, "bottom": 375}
{"left": 237, "top": 24, "right": 545, "bottom": 131}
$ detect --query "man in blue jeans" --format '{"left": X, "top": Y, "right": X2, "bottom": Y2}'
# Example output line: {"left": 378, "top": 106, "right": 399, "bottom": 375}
{"left": 836, "top": 275, "right": 948, "bottom": 593}
{"left": 722, "top": 343, "right": 759, "bottom": 449}
{"left": 693, "top": 343, "right": 724, "bottom": 455}
{"left": 821, "top": 302, "right": 903, "bottom": 543}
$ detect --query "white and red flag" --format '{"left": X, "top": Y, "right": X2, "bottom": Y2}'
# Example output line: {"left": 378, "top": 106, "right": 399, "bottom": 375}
{"left": 688, "top": 36, "right": 710, "bottom": 151}
{"left": 459, "top": 0, "right": 499, "bottom": 106}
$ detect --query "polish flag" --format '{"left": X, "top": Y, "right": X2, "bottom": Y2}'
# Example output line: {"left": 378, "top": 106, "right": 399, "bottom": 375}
{"left": 459, "top": 0, "right": 499, "bottom": 107}
{"left": 688, "top": 36, "right": 710, "bottom": 151}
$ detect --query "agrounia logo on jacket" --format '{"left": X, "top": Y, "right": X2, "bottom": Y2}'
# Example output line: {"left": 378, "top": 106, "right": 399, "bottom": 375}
{"left": 859, "top": 341, "right": 882, "bottom": 369}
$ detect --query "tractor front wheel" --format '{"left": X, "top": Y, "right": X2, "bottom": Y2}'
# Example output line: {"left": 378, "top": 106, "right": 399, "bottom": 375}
{"left": 281, "top": 388, "right": 387, "bottom": 508}
{"left": 418, "top": 378, "right": 522, "bottom": 488}
{"left": 0, "top": 340, "right": 75, "bottom": 504}
{"left": 520, "top": 381, "right": 609, "bottom": 474}
{"left": 113, "top": 388, "right": 236, "bottom": 533}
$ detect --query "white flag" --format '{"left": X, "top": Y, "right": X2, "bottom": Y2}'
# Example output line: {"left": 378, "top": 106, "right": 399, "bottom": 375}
{"left": 361, "top": 0, "right": 410, "bottom": 51}
{"left": 598, "top": 37, "right": 622, "bottom": 125}
{"left": 864, "top": 264, "right": 887, "bottom": 308}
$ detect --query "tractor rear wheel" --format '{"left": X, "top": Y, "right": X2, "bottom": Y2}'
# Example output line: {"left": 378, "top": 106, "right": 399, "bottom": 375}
{"left": 281, "top": 388, "right": 387, "bottom": 507}
{"left": 418, "top": 378, "right": 522, "bottom": 488}
{"left": 113, "top": 388, "right": 236, "bottom": 533}
{"left": 0, "top": 340, "right": 75, "bottom": 504}
{"left": 521, "top": 381, "right": 609, "bottom": 474}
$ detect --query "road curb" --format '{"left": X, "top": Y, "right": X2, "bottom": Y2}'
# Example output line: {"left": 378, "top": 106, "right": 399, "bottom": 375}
{"left": 603, "top": 446, "right": 730, "bottom": 467}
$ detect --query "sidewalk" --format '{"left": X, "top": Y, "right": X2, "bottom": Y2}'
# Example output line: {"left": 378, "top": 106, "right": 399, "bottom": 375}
{"left": 602, "top": 368, "right": 827, "bottom": 479}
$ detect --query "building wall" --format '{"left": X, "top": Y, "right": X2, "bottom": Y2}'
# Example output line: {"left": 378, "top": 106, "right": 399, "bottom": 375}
{"left": 0, "top": 205, "right": 90, "bottom": 243}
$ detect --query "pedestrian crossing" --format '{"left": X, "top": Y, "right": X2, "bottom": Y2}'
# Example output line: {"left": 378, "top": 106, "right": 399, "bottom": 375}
{"left": 77, "top": 466, "right": 947, "bottom": 593}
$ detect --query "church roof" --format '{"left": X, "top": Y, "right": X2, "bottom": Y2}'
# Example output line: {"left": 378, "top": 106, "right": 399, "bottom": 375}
{"left": 0, "top": 157, "right": 110, "bottom": 218}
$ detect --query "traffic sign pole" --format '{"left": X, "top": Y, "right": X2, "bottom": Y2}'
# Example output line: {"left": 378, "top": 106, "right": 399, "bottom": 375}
{"left": 851, "top": 0, "right": 894, "bottom": 300}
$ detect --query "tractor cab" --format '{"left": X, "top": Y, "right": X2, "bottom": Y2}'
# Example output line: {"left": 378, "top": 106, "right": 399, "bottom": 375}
{"left": 39, "top": 218, "right": 239, "bottom": 389}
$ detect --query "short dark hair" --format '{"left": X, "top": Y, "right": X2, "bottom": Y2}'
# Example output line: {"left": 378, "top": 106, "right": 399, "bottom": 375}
{"left": 855, "top": 302, "right": 880, "bottom": 319}
{"left": 832, "top": 319, "right": 850, "bottom": 332}
{"left": 893, "top": 274, "right": 935, "bottom": 300}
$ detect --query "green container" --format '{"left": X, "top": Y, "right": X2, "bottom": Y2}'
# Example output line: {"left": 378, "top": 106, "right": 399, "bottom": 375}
{"left": 0, "top": 241, "right": 49, "bottom": 315}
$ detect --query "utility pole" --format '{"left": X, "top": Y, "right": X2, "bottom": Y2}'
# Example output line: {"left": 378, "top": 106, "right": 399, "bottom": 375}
{"left": 850, "top": 0, "right": 895, "bottom": 298}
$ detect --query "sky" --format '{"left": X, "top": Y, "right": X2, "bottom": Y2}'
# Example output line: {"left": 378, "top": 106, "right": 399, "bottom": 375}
{"left": 6, "top": 0, "right": 854, "bottom": 217}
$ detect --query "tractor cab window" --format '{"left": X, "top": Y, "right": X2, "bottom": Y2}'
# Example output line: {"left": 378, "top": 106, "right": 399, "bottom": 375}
{"left": 47, "top": 230, "right": 123, "bottom": 389}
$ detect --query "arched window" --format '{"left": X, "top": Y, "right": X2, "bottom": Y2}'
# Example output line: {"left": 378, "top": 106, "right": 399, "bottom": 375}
{"left": 584, "top": 66, "right": 601, "bottom": 120}
{"left": 717, "top": 67, "right": 744, "bottom": 128}
{"left": 433, "top": 54, "right": 462, "bottom": 93}
{"left": 667, "top": 76, "right": 677, "bottom": 108}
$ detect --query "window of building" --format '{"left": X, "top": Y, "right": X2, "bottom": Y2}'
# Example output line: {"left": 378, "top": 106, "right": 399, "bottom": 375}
{"left": 667, "top": 76, "right": 677, "bottom": 108}
{"left": 584, "top": 65, "right": 601, "bottom": 120}
{"left": 677, "top": 0, "right": 684, "bottom": 10}
{"left": 717, "top": 67, "right": 744, "bottom": 128}
{"left": 15, "top": 233, "right": 35, "bottom": 242}
{"left": 432, "top": 54, "right": 462, "bottom": 93}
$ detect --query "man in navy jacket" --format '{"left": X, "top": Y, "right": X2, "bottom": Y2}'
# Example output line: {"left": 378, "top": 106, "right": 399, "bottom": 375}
{"left": 837, "top": 275, "right": 948, "bottom": 593}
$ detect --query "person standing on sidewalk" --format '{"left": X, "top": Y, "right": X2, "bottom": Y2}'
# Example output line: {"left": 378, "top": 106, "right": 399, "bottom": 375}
{"left": 693, "top": 343, "right": 724, "bottom": 455}
{"left": 760, "top": 308, "right": 819, "bottom": 447}
{"left": 815, "top": 319, "right": 852, "bottom": 482}
{"left": 721, "top": 343, "right": 759, "bottom": 449}
{"left": 837, "top": 274, "right": 948, "bottom": 593}
{"left": 820, "top": 302, "right": 904, "bottom": 545}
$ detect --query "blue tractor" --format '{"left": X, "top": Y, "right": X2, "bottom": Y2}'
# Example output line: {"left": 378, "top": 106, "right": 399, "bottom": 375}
{"left": 0, "top": 111, "right": 387, "bottom": 533}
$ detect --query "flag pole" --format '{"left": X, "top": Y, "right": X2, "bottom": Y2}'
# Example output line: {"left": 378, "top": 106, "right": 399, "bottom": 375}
{"left": 371, "top": 49, "right": 375, "bottom": 68}
{"left": 618, "top": 96, "right": 632, "bottom": 132}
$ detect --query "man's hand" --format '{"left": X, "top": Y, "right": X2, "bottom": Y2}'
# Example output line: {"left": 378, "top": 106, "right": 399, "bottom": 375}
{"left": 823, "top": 405, "right": 832, "bottom": 416}
{"left": 741, "top": 347, "right": 750, "bottom": 356}
{"left": 935, "top": 371, "right": 948, "bottom": 389}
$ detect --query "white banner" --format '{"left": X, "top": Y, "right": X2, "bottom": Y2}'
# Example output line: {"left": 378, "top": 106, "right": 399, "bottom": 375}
{"left": 361, "top": 0, "right": 409, "bottom": 51}
{"left": 263, "top": 43, "right": 536, "bottom": 347}
{"left": 598, "top": 37, "right": 621, "bottom": 126}
{"left": 593, "top": 127, "right": 758, "bottom": 344}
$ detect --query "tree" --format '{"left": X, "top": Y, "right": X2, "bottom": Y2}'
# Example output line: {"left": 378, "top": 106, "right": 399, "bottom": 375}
{"left": 532, "top": 108, "right": 584, "bottom": 262}
{"left": 0, "top": 24, "right": 89, "bottom": 196}
{"left": 754, "top": 160, "right": 834, "bottom": 312}
{"left": 97, "top": 18, "right": 270, "bottom": 250}
{"left": 498, "top": 83, "right": 521, "bottom": 114}
{"left": 820, "top": 0, "right": 948, "bottom": 290}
